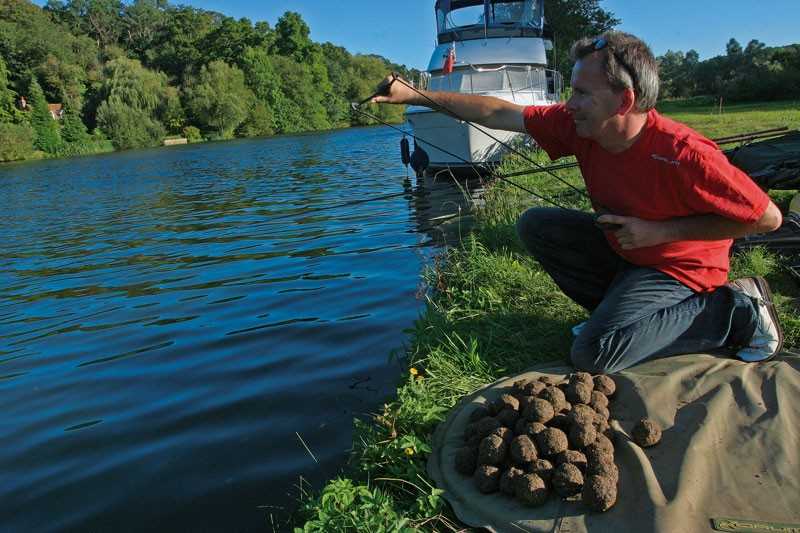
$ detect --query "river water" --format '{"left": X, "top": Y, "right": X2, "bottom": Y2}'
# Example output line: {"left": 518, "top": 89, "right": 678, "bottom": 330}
{"left": 0, "top": 127, "right": 464, "bottom": 531}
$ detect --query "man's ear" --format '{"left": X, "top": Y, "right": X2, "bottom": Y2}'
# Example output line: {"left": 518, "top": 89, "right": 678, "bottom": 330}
{"left": 616, "top": 88, "right": 636, "bottom": 115}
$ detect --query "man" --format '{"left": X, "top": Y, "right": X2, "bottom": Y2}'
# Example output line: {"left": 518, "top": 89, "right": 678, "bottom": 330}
{"left": 374, "top": 31, "right": 784, "bottom": 373}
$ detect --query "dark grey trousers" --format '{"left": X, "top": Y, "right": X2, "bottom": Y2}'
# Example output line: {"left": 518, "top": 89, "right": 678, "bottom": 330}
{"left": 516, "top": 208, "right": 758, "bottom": 373}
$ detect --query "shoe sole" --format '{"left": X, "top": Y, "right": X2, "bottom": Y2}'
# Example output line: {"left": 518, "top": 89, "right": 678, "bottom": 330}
{"left": 752, "top": 276, "right": 784, "bottom": 361}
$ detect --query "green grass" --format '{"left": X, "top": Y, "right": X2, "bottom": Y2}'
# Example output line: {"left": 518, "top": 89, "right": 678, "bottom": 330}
{"left": 293, "top": 99, "right": 800, "bottom": 531}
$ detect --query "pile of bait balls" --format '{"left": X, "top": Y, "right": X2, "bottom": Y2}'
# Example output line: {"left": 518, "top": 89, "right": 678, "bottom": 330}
{"left": 454, "top": 372, "right": 620, "bottom": 512}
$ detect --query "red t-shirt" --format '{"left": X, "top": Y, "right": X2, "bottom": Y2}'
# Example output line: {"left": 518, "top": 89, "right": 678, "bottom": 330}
{"left": 523, "top": 104, "right": 770, "bottom": 292}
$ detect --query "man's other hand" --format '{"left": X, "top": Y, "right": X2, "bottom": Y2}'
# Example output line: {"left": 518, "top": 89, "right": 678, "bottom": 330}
{"left": 597, "top": 214, "right": 671, "bottom": 250}
{"left": 371, "top": 75, "right": 418, "bottom": 105}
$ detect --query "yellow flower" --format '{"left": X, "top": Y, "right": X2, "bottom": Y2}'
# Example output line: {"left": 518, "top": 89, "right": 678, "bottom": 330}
{"left": 409, "top": 367, "right": 418, "bottom": 376}
{"left": 404, "top": 447, "right": 415, "bottom": 456}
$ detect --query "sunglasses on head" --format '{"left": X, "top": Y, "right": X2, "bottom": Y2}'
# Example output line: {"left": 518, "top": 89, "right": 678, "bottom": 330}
{"left": 591, "top": 37, "right": 638, "bottom": 91}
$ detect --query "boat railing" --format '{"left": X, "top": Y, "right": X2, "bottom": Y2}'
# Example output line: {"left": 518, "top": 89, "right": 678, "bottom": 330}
{"left": 418, "top": 65, "right": 562, "bottom": 102}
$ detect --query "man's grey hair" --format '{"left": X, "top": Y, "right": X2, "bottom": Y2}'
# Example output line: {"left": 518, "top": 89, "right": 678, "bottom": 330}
{"left": 570, "top": 31, "right": 660, "bottom": 112}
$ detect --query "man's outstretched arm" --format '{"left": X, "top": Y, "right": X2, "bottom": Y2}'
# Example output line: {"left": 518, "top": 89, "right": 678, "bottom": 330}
{"left": 371, "top": 75, "right": 528, "bottom": 133}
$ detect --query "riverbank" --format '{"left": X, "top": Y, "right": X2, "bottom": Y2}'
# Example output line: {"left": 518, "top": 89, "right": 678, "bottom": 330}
{"left": 293, "top": 99, "right": 800, "bottom": 531}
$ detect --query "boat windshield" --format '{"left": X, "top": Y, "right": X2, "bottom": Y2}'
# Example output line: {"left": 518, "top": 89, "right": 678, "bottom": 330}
{"left": 436, "top": 0, "right": 542, "bottom": 33}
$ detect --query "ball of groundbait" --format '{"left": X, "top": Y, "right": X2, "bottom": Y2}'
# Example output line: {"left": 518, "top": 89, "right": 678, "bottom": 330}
{"left": 514, "top": 473, "right": 549, "bottom": 506}
{"left": 552, "top": 462, "right": 584, "bottom": 497}
{"left": 518, "top": 395, "right": 537, "bottom": 413}
{"left": 632, "top": 418, "right": 662, "bottom": 447}
{"left": 569, "top": 371, "right": 594, "bottom": 388}
{"left": 475, "top": 465, "right": 502, "bottom": 494}
{"left": 561, "top": 401, "right": 573, "bottom": 413}
{"left": 587, "top": 458, "right": 619, "bottom": 483}
{"left": 583, "top": 474, "right": 617, "bottom": 512}
{"left": 529, "top": 458, "right": 555, "bottom": 482}
{"left": 556, "top": 450, "right": 588, "bottom": 471}
{"left": 516, "top": 420, "right": 546, "bottom": 438}
{"left": 539, "top": 386, "right": 567, "bottom": 412}
{"left": 497, "top": 407, "right": 520, "bottom": 428}
{"left": 536, "top": 427, "right": 568, "bottom": 457}
{"left": 566, "top": 381, "right": 592, "bottom": 405}
{"left": 478, "top": 434, "right": 507, "bottom": 465}
{"left": 594, "top": 417, "right": 610, "bottom": 436}
{"left": 539, "top": 375, "right": 558, "bottom": 385}
{"left": 593, "top": 375, "right": 616, "bottom": 397}
{"left": 474, "top": 416, "right": 502, "bottom": 440}
{"left": 510, "top": 434, "right": 538, "bottom": 464}
{"left": 500, "top": 466, "right": 525, "bottom": 496}
{"left": 469, "top": 405, "right": 491, "bottom": 423}
{"left": 593, "top": 405, "right": 610, "bottom": 423}
{"left": 585, "top": 446, "right": 613, "bottom": 467}
{"left": 488, "top": 393, "right": 519, "bottom": 415}
{"left": 454, "top": 446, "right": 478, "bottom": 476}
{"left": 549, "top": 413, "right": 571, "bottom": 432}
{"left": 569, "top": 422, "right": 597, "bottom": 449}
{"left": 491, "top": 426, "right": 515, "bottom": 444}
{"left": 524, "top": 380, "right": 547, "bottom": 397}
{"left": 513, "top": 378, "right": 532, "bottom": 394}
{"left": 568, "top": 404, "right": 596, "bottom": 427}
{"left": 590, "top": 390, "right": 609, "bottom": 410}
{"left": 523, "top": 397, "right": 555, "bottom": 424}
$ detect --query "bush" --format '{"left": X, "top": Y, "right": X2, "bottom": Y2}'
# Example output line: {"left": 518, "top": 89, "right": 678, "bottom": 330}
{"left": 0, "top": 122, "right": 36, "bottom": 161}
{"left": 97, "top": 100, "right": 165, "bottom": 149}
{"left": 182, "top": 125, "right": 202, "bottom": 143}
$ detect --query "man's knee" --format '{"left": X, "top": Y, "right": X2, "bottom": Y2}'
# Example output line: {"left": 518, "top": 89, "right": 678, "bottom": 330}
{"left": 570, "top": 330, "right": 633, "bottom": 374}
{"left": 570, "top": 337, "right": 612, "bottom": 374}
{"left": 516, "top": 207, "right": 556, "bottom": 253}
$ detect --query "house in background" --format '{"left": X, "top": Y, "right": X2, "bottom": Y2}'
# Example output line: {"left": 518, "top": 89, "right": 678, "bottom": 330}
{"left": 48, "top": 103, "right": 63, "bottom": 120}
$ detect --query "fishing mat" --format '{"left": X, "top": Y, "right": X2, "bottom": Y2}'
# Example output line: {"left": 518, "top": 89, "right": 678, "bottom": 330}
{"left": 427, "top": 353, "right": 800, "bottom": 533}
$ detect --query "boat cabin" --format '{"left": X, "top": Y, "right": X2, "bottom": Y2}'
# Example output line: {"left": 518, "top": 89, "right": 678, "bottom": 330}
{"left": 435, "top": 0, "right": 551, "bottom": 44}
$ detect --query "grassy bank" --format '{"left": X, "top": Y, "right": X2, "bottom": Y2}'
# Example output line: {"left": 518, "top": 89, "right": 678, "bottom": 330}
{"left": 293, "top": 99, "right": 800, "bottom": 531}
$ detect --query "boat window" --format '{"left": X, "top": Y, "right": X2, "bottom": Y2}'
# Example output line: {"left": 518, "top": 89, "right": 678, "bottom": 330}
{"left": 488, "top": 0, "right": 542, "bottom": 28}
{"left": 437, "top": 1, "right": 486, "bottom": 32}
{"left": 428, "top": 67, "right": 554, "bottom": 94}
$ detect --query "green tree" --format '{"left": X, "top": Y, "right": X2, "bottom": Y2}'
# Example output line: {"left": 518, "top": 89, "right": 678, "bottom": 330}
{"left": 0, "top": 122, "right": 35, "bottom": 161}
{"left": 185, "top": 60, "right": 253, "bottom": 137}
{"left": 270, "top": 54, "right": 330, "bottom": 132}
{"left": 28, "top": 77, "right": 62, "bottom": 153}
{"left": 237, "top": 102, "right": 274, "bottom": 137}
{"left": 199, "top": 16, "right": 272, "bottom": 68}
{"left": 543, "top": 0, "right": 620, "bottom": 80}
{"left": 60, "top": 99, "right": 89, "bottom": 143}
{"left": 272, "top": 11, "right": 312, "bottom": 61}
{"left": 96, "top": 99, "right": 165, "bottom": 149}
{"left": 0, "top": 56, "right": 19, "bottom": 123}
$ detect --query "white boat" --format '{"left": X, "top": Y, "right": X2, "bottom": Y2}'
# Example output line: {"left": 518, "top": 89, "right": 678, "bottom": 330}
{"left": 404, "top": 0, "right": 562, "bottom": 176}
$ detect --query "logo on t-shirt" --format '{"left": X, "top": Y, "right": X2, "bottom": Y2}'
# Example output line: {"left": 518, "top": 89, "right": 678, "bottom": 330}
{"left": 651, "top": 154, "right": 680, "bottom": 166}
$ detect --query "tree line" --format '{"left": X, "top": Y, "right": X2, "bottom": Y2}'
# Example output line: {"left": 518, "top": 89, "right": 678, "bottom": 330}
{"left": 0, "top": 0, "right": 417, "bottom": 162}
{"left": 657, "top": 38, "right": 800, "bottom": 102}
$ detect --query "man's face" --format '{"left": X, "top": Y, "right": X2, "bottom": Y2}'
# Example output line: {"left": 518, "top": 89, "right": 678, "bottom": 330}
{"left": 565, "top": 53, "right": 625, "bottom": 140}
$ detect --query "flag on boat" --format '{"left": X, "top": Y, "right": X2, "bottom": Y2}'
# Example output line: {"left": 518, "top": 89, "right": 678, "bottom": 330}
{"left": 443, "top": 43, "right": 456, "bottom": 74}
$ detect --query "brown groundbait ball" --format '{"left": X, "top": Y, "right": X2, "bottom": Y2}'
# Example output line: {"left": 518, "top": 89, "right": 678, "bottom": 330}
{"left": 566, "top": 382, "right": 592, "bottom": 405}
{"left": 469, "top": 405, "right": 490, "bottom": 422}
{"left": 552, "top": 462, "right": 584, "bottom": 497}
{"left": 538, "top": 375, "right": 558, "bottom": 386}
{"left": 587, "top": 458, "right": 619, "bottom": 483}
{"left": 515, "top": 473, "right": 549, "bottom": 506}
{"left": 478, "top": 435, "right": 507, "bottom": 466}
{"left": 497, "top": 407, "right": 520, "bottom": 428}
{"left": 569, "top": 423, "right": 597, "bottom": 449}
{"left": 593, "top": 375, "right": 616, "bottom": 397}
{"left": 569, "top": 372, "right": 594, "bottom": 389}
{"left": 549, "top": 413, "right": 571, "bottom": 432}
{"left": 594, "top": 417, "right": 610, "bottom": 436}
{"left": 510, "top": 434, "right": 538, "bottom": 464}
{"left": 491, "top": 426, "right": 515, "bottom": 444}
{"left": 536, "top": 427, "right": 568, "bottom": 457}
{"left": 515, "top": 420, "right": 547, "bottom": 438}
{"left": 583, "top": 474, "right": 617, "bottom": 512}
{"left": 512, "top": 378, "right": 532, "bottom": 394}
{"left": 524, "top": 398, "right": 555, "bottom": 424}
{"left": 632, "top": 418, "right": 662, "bottom": 447}
{"left": 590, "top": 390, "right": 609, "bottom": 410}
{"left": 556, "top": 450, "right": 588, "bottom": 471}
{"left": 499, "top": 467, "right": 524, "bottom": 496}
{"left": 539, "top": 386, "right": 567, "bottom": 412}
{"left": 524, "top": 380, "right": 547, "bottom": 397}
{"left": 561, "top": 401, "right": 573, "bottom": 413}
{"left": 569, "top": 404, "right": 596, "bottom": 427}
{"left": 518, "top": 395, "right": 537, "bottom": 413}
{"left": 473, "top": 417, "right": 502, "bottom": 440}
{"left": 454, "top": 446, "right": 478, "bottom": 476}
{"left": 530, "top": 458, "right": 554, "bottom": 482}
{"left": 475, "top": 465, "right": 502, "bottom": 494}
{"left": 594, "top": 405, "right": 610, "bottom": 423}
{"left": 489, "top": 393, "right": 520, "bottom": 416}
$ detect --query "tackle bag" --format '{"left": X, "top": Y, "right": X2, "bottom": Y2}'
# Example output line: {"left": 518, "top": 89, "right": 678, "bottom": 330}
{"left": 726, "top": 131, "right": 800, "bottom": 190}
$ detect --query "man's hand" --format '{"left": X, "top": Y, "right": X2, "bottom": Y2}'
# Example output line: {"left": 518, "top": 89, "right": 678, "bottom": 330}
{"left": 597, "top": 214, "right": 672, "bottom": 250}
{"left": 371, "top": 75, "right": 419, "bottom": 105}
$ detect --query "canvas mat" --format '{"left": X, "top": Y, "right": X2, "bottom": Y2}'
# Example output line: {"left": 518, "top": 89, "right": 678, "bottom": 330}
{"left": 427, "top": 353, "right": 800, "bottom": 533}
